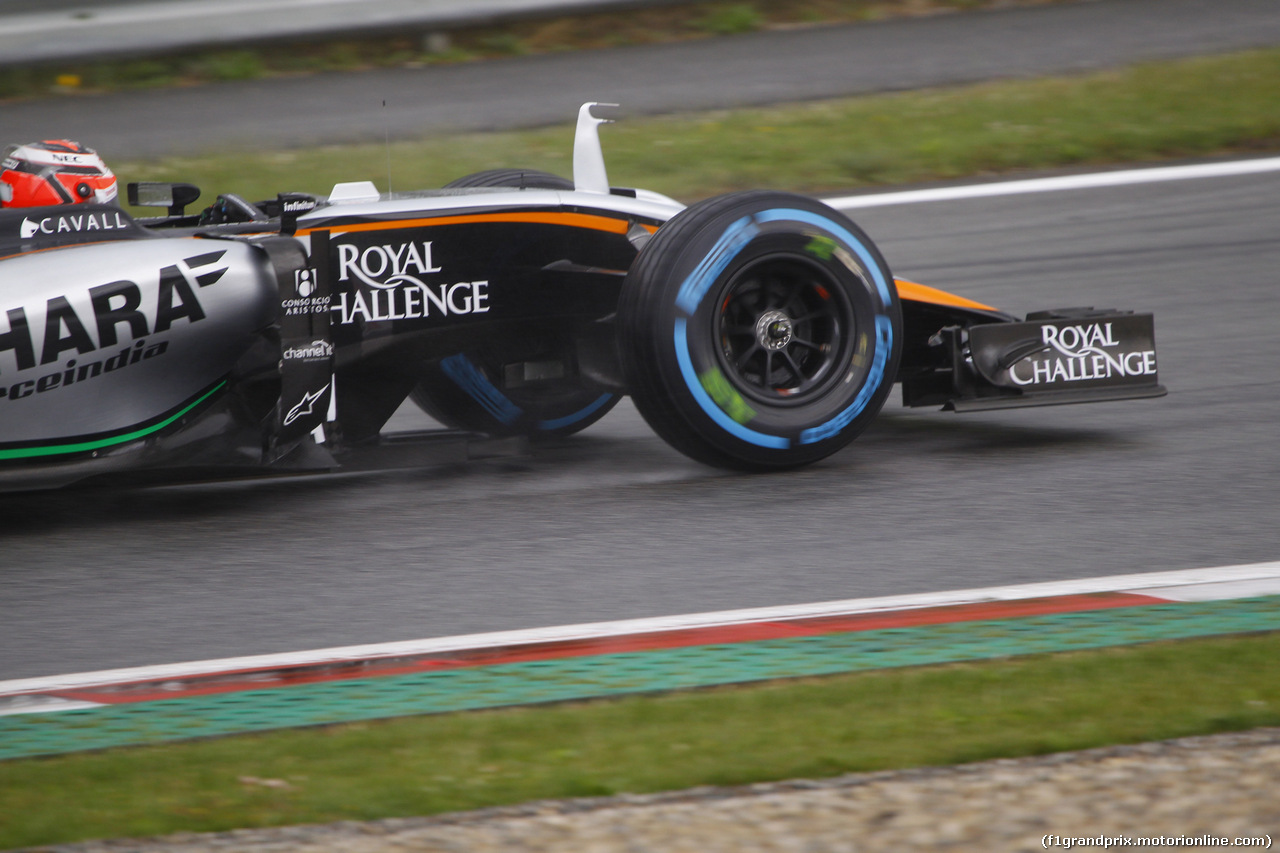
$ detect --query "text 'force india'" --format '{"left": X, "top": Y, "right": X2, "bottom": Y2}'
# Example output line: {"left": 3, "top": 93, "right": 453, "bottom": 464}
{"left": 0, "top": 105, "right": 1164, "bottom": 491}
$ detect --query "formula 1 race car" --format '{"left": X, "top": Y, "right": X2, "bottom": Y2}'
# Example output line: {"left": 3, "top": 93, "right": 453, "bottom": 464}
{"left": 0, "top": 105, "right": 1164, "bottom": 491}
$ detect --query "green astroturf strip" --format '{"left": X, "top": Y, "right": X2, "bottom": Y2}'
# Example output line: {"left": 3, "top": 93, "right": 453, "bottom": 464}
{"left": 2, "top": 596, "right": 1277, "bottom": 761}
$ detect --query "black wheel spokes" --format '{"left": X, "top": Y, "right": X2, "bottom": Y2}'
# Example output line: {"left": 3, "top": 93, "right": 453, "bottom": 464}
{"left": 780, "top": 282, "right": 805, "bottom": 316}
{"left": 781, "top": 350, "right": 806, "bottom": 386}
{"left": 743, "top": 282, "right": 768, "bottom": 313}
{"left": 791, "top": 336, "right": 821, "bottom": 352}
{"left": 719, "top": 262, "right": 847, "bottom": 401}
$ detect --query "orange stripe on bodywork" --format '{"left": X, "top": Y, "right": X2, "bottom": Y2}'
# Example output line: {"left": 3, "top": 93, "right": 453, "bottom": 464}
{"left": 895, "top": 277, "right": 998, "bottom": 312}
{"left": 300, "top": 211, "right": 638, "bottom": 237}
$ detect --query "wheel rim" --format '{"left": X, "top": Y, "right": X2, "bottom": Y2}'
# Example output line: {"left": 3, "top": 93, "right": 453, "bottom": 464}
{"left": 715, "top": 255, "right": 854, "bottom": 405}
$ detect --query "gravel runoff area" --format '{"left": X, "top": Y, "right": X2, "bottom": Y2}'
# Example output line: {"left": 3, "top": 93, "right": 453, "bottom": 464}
{"left": 32, "top": 728, "right": 1280, "bottom": 853}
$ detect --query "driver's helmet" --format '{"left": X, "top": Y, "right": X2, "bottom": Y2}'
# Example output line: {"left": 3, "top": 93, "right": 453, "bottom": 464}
{"left": 0, "top": 140, "right": 118, "bottom": 208}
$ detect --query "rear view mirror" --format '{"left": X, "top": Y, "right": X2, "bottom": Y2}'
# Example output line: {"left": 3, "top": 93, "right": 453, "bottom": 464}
{"left": 126, "top": 182, "right": 201, "bottom": 216}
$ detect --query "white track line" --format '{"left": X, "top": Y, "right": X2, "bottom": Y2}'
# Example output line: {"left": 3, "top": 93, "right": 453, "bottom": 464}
{"left": 0, "top": 696, "right": 104, "bottom": 717}
{"left": 826, "top": 156, "right": 1280, "bottom": 210}
{"left": 0, "top": 0, "right": 614, "bottom": 34}
{"left": 2, "top": 562, "right": 1277, "bottom": 699}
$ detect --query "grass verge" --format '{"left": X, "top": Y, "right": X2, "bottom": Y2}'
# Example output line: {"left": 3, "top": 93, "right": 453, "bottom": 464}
{"left": 112, "top": 47, "right": 1280, "bottom": 213}
{"left": 0, "top": 0, "right": 1067, "bottom": 102}
{"left": 1, "top": 632, "right": 1278, "bottom": 848}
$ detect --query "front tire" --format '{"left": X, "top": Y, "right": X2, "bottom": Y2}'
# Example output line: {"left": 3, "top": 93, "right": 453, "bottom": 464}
{"left": 617, "top": 191, "right": 901, "bottom": 470}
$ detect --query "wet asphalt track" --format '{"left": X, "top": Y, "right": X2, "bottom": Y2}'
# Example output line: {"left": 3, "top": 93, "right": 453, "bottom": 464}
{"left": 2, "top": 165, "right": 1278, "bottom": 680}
{"left": 4, "top": 0, "right": 1280, "bottom": 159}
{"left": 3, "top": 0, "right": 1280, "bottom": 680}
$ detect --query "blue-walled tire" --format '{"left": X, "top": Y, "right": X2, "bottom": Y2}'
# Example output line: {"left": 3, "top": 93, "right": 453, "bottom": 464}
{"left": 410, "top": 351, "right": 618, "bottom": 438}
{"left": 617, "top": 191, "right": 902, "bottom": 470}
{"left": 409, "top": 168, "right": 618, "bottom": 438}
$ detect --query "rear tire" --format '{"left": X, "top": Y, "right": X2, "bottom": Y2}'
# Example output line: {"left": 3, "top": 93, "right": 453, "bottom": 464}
{"left": 444, "top": 169, "right": 574, "bottom": 190}
{"left": 410, "top": 168, "right": 618, "bottom": 437}
{"left": 410, "top": 351, "right": 618, "bottom": 438}
{"left": 617, "top": 191, "right": 901, "bottom": 470}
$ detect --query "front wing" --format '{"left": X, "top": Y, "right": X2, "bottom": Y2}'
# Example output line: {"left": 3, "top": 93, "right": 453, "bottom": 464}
{"left": 895, "top": 281, "right": 1166, "bottom": 412}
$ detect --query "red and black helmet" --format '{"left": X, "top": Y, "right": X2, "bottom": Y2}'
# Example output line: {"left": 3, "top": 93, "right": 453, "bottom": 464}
{"left": 0, "top": 140, "right": 118, "bottom": 208}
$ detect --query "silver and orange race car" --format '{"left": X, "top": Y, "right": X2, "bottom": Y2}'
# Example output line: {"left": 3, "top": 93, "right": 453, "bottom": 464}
{"left": 0, "top": 105, "right": 1163, "bottom": 490}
